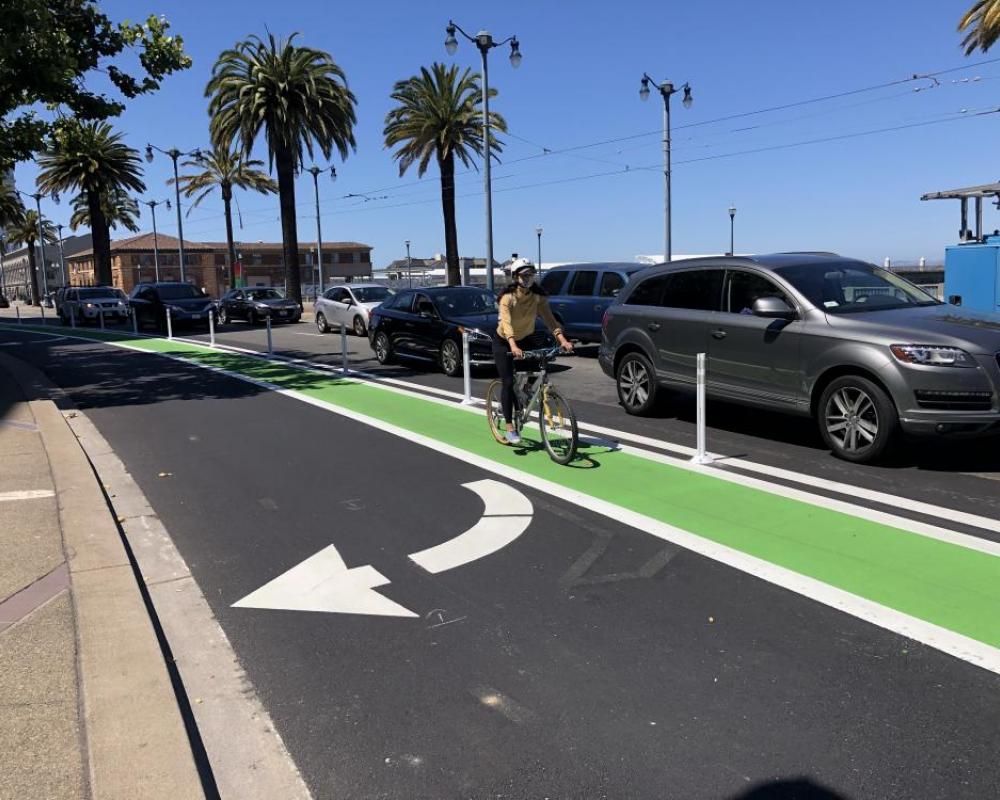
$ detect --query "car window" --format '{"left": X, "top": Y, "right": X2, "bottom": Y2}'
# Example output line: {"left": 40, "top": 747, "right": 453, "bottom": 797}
{"left": 415, "top": 294, "right": 435, "bottom": 315}
{"left": 246, "top": 288, "right": 283, "bottom": 301}
{"left": 333, "top": 288, "right": 351, "bottom": 303}
{"left": 352, "top": 286, "right": 393, "bottom": 303}
{"left": 773, "top": 261, "right": 939, "bottom": 314}
{"left": 568, "top": 270, "right": 598, "bottom": 297}
{"left": 157, "top": 285, "right": 207, "bottom": 300}
{"left": 661, "top": 270, "right": 724, "bottom": 311}
{"left": 599, "top": 272, "right": 626, "bottom": 298}
{"left": 139, "top": 288, "right": 156, "bottom": 301}
{"left": 432, "top": 289, "right": 497, "bottom": 316}
{"left": 625, "top": 275, "right": 670, "bottom": 306}
{"left": 540, "top": 270, "right": 568, "bottom": 295}
{"left": 726, "top": 271, "right": 791, "bottom": 315}
{"left": 323, "top": 288, "right": 339, "bottom": 300}
{"left": 385, "top": 292, "right": 414, "bottom": 312}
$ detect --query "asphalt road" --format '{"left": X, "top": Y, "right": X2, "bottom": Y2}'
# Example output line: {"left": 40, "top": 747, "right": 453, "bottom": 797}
{"left": 3, "top": 324, "right": 1000, "bottom": 800}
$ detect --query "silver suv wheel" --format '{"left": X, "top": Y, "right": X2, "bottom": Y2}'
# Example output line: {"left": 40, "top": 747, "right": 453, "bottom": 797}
{"left": 616, "top": 351, "right": 658, "bottom": 415}
{"left": 825, "top": 387, "right": 878, "bottom": 453}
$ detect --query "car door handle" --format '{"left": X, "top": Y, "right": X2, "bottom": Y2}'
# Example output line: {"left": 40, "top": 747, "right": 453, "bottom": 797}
{"left": 711, "top": 329, "right": 727, "bottom": 340}
{"left": 647, "top": 322, "right": 661, "bottom": 332}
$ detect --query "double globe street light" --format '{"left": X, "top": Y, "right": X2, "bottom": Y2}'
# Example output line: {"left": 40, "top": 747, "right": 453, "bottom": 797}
{"left": 146, "top": 144, "right": 203, "bottom": 283}
{"left": 445, "top": 20, "right": 521, "bottom": 292}
{"left": 639, "top": 74, "right": 693, "bottom": 263}
{"left": 306, "top": 165, "right": 337, "bottom": 296}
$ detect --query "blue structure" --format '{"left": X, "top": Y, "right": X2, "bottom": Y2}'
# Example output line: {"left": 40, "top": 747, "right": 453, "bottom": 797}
{"left": 921, "top": 182, "right": 1000, "bottom": 312}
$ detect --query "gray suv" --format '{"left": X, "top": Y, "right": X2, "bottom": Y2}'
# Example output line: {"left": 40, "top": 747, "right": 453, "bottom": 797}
{"left": 599, "top": 253, "right": 1000, "bottom": 462}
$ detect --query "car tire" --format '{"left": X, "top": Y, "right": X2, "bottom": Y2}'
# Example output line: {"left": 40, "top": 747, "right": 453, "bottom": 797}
{"left": 353, "top": 315, "right": 367, "bottom": 337}
{"left": 316, "top": 312, "right": 329, "bottom": 333}
{"left": 374, "top": 331, "right": 393, "bottom": 365}
{"left": 818, "top": 375, "right": 897, "bottom": 464}
{"left": 616, "top": 351, "right": 659, "bottom": 415}
{"left": 440, "top": 338, "right": 462, "bottom": 377}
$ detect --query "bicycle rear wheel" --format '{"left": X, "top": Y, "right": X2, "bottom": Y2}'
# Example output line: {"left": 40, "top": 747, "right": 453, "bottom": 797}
{"left": 486, "top": 379, "right": 509, "bottom": 444}
{"left": 539, "top": 386, "right": 578, "bottom": 464}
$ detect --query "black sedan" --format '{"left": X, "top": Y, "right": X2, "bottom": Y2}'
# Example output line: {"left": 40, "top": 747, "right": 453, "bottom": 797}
{"left": 368, "top": 286, "right": 553, "bottom": 377}
{"left": 217, "top": 288, "right": 302, "bottom": 325}
{"left": 129, "top": 282, "right": 215, "bottom": 332}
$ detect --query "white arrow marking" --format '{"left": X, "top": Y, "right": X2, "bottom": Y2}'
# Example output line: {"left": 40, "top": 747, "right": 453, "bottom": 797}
{"left": 409, "top": 479, "right": 533, "bottom": 574}
{"left": 232, "top": 544, "right": 417, "bottom": 618}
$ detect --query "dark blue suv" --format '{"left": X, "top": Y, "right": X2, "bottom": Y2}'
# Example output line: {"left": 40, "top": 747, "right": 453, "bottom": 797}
{"left": 538, "top": 263, "right": 647, "bottom": 342}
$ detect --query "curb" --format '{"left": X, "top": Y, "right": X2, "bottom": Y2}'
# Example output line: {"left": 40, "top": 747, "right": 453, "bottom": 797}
{"left": 0, "top": 353, "right": 207, "bottom": 800}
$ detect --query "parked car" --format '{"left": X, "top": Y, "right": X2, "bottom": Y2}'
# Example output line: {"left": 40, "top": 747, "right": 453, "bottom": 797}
{"left": 129, "top": 282, "right": 215, "bottom": 332}
{"left": 60, "top": 286, "right": 129, "bottom": 326}
{"left": 599, "top": 253, "right": 1000, "bottom": 463}
{"left": 315, "top": 283, "right": 394, "bottom": 336}
{"left": 369, "top": 287, "right": 554, "bottom": 376}
{"left": 538, "top": 263, "right": 648, "bottom": 343}
{"left": 217, "top": 287, "right": 302, "bottom": 325}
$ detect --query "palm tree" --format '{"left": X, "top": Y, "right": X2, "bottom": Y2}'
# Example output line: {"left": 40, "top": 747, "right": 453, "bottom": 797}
{"left": 36, "top": 120, "right": 145, "bottom": 286}
{"left": 0, "top": 181, "right": 22, "bottom": 231}
{"left": 959, "top": 0, "right": 1000, "bottom": 53}
{"left": 7, "top": 210, "right": 55, "bottom": 305}
{"left": 170, "top": 147, "right": 276, "bottom": 288}
{"left": 70, "top": 189, "right": 140, "bottom": 233}
{"left": 206, "top": 33, "right": 356, "bottom": 303}
{"left": 384, "top": 63, "right": 506, "bottom": 286}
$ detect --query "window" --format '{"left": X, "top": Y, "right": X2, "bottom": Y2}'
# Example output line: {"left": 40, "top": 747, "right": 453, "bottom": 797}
{"left": 726, "top": 271, "right": 791, "bottom": 314}
{"left": 540, "top": 271, "right": 568, "bottom": 295}
{"left": 773, "top": 261, "right": 939, "bottom": 314}
{"left": 384, "top": 292, "right": 413, "bottom": 312}
{"left": 599, "top": 272, "right": 626, "bottom": 298}
{"left": 568, "top": 270, "right": 598, "bottom": 297}
{"left": 661, "top": 270, "right": 724, "bottom": 311}
{"left": 625, "top": 275, "right": 669, "bottom": 306}
{"left": 338, "top": 252, "right": 353, "bottom": 264}
{"left": 414, "top": 293, "right": 435, "bottom": 315}
{"left": 352, "top": 286, "right": 392, "bottom": 303}
{"left": 331, "top": 288, "right": 350, "bottom": 303}
{"left": 323, "top": 288, "right": 339, "bottom": 300}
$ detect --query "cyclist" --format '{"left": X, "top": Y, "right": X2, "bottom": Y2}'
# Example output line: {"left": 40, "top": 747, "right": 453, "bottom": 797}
{"left": 494, "top": 264, "right": 573, "bottom": 444}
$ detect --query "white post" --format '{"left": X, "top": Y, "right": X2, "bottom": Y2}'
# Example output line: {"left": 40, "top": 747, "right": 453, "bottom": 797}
{"left": 166, "top": 306, "right": 173, "bottom": 340}
{"left": 70, "top": 307, "right": 76, "bottom": 329}
{"left": 691, "top": 352, "right": 713, "bottom": 464}
{"left": 461, "top": 330, "right": 474, "bottom": 405}
{"left": 209, "top": 309, "right": 216, "bottom": 347}
{"left": 40, "top": 303, "right": 45, "bottom": 323}
{"left": 340, "top": 324, "right": 348, "bottom": 374}
{"left": 16, "top": 305, "right": 21, "bottom": 324}
{"left": 99, "top": 309, "right": 105, "bottom": 331}
{"left": 266, "top": 312, "right": 273, "bottom": 357}
{"left": 131, "top": 310, "right": 137, "bottom": 335}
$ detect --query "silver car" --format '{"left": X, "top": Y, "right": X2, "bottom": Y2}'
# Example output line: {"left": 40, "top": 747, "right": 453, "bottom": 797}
{"left": 60, "top": 286, "right": 129, "bottom": 326}
{"left": 599, "top": 253, "right": 1000, "bottom": 463}
{"left": 315, "top": 283, "right": 394, "bottom": 336}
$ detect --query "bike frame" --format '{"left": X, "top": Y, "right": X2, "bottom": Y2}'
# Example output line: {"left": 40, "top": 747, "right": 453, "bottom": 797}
{"left": 510, "top": 347, "right": 562, "bottom": 433}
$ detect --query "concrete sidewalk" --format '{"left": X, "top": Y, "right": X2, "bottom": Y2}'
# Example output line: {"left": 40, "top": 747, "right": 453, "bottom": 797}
{"left": 0, "top": 352, "right": 205, "bottom": 800}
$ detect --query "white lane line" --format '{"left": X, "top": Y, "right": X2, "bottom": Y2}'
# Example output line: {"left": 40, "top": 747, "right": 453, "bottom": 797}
{"left": 0, "top": 489, "right": 55, "bottom": 502}
{"left": 291, "top": 332, "right": 327, "bottom": 337}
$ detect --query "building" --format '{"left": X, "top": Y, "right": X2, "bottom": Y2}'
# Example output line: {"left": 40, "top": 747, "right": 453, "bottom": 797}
{"left": 1, "top": 234, "right": 92, "bottom": 301}
{"left": 64, "top": 232, "right": 373, "bottom": 295}
{"left": 378, "top": 254, "right": 501, "bottom": 286}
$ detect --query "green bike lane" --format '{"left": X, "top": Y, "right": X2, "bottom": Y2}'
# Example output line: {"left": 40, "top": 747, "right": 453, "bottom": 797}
{"left": 6, "top": 322, "right": 1000, "bottom": 672}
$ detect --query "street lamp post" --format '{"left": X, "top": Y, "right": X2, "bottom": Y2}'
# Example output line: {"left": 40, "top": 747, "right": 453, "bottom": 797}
{"left": 445, "top": 20, "right": 522, "bottom": 293}
{"left": 728, "top": 204, "right": 737, "bottom": 256}
{"left": 18, "top": 189, "right": 58, "bottom": 303}
{"left": 307, "top": 165, "right": 336, "bottom": 296}
{"left": 0, "top": 235, "right": 6, "bottom": 298}
{"left": 139, "top": 199, "right": 169, "bottom": 282}
{"left": 56, "top": 224, "right": 67, "bottom": 287}
{"left": 639, "top": 74, "right": 693, "bottom": 263}
{"left": 535, "top": 225, "right": 543, "bottom": 271}
{"left": 405, "top": 239, "right": 412, "bottom": 288}
{"left": 146, "top": 144, "right": 202, "bottom": 282}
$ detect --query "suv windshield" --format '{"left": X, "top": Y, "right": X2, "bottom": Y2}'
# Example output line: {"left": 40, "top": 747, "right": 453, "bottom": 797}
{"left": 157, "top": 285, "right": 208, "bottom": 300}
{"left": 433, "top": 289, "right": 497, "bottom": 316}
{"left": 246, "top": 288, "right": 284, "bottom": 300}
{"left": 352, "top": 286, "right": 392, "bottom": 303}
{"left": 774, "top": 262, "right": 939, "bottom": 314}
{"left": 77, "top": 288, "right": 118, "bottom": 299}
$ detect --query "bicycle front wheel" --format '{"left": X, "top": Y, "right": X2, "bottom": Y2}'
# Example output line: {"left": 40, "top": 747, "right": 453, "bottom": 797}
{"left": 539, "top": 386, "right": 578, "bottom": 464}
{"left": 486, "top": 379, "right": 509, "bottom": 444}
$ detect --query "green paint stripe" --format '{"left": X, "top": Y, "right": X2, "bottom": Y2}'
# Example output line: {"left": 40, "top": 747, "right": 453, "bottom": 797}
{"left": 9, "top": 324, "right": 1000, "bottom": 648}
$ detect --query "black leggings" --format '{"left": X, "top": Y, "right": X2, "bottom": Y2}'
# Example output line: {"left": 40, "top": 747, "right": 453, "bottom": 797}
{"left": 492, "top": 332, "right": 545, "bottom": 424}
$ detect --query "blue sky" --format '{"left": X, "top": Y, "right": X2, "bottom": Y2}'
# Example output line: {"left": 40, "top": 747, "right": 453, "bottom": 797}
{"left": 13, "top": 0, "right": 1000, "bottom": 266}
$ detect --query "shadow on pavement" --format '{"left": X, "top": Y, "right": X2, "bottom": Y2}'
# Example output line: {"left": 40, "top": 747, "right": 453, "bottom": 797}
{"left": 727, "top": 778, "right": 850, "bottom": 799}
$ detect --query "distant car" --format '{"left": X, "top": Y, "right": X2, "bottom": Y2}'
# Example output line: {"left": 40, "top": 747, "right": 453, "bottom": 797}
{"left": 539, "top": 263, "right": 648, "bottom": 343}
{"left": 217, "top": 287, "right": 302, "bottom": 325}
{"left": 129, "top": 282, "right": 214, "bottom": 332}
{"left": 368, "top": 286, "right": 553, "bottom": 377}
{"left": 60, "top": 286, "right": 129, "bottom": 326}
{"left": 315, "top": 283, "right": 394, "bottom": 336}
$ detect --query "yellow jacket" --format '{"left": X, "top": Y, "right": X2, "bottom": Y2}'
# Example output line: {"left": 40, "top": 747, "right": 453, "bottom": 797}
{"left": 496, "top": 289, "right": 563, "bottom": 341}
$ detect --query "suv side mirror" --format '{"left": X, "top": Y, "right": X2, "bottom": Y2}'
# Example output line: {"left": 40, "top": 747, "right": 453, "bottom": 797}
{"left": 752, "top": 296, "right": 796, "bottom": 320}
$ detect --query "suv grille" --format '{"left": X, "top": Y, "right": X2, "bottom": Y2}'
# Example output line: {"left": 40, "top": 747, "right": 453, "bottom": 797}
{"left": 914, "top": 389, "right": 993, "bottom": 411}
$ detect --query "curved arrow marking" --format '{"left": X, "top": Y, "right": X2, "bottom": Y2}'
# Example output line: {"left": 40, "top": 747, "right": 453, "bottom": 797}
{"left": 409, "top": 479, "right": 533, "bottom": 574}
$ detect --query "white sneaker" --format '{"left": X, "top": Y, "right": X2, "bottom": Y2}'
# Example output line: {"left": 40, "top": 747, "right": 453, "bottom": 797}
{"left": 505, "top": 429, "right": 521, "bottom": 445}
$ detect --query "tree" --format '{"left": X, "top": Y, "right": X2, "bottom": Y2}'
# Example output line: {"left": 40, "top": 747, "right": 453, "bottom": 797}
{"left": 37, "top": 120, "right": 145, "bottom": 286}
{"left": 0, "top": 181, "right": 23, "bottom": 233}
{"left": 170, "top": 147, "right": 277, "bottom": 288}
{"left": 206, "top": 33, "right": 357, "bottom": 304}
{"left": 0, "top": 0, "right": 190, "bottom": 165}
{"left": 6, "top": 209, "right": 55, "bottom": 304}
{"left": 70, "top": 189, "right": 140, "bottom": 233}
{"left": 959, "top": 1, "right": 1000, "bottom": 52}
{"left": 384, "top": 63, "right": 506, "bottom": 286}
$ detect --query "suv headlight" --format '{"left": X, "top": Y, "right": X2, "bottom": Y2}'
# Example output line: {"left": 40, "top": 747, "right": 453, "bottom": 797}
{"left": 890, "top": 344, "right": 977, "bottom": 368}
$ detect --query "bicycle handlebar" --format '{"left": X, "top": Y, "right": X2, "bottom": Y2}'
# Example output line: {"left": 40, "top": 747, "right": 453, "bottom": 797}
{"left": 512, "top": 346, "right": 570, "bottom": 360}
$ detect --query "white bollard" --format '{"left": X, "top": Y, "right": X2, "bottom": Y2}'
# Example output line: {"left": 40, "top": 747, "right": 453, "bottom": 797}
{"left": 691, "top": 352, "right": 714, "bottom": 465}
{"left": 266, "top": 313, "right": 273, "bottom": 357}
{"left": 209, "top": 308, "right": 216, "bottom": 347}
{"left": 166, "top": 307, "right": 173, "bottom": 340}
{"left": 461, "top": 330, "right": 475, "bottom": 405}
{"left": 340, "top": 325, "right": 348, "bottom": 374}
{"left": 40, "top": 303, "right": 45, "bottom": 323}
{"left": 131, "top": 310, "right": 137, "bottom": 336}
{"left": 70, "top": 307, "right": 76, "bottom": 329}
{"left": 99, "top": 309, "right": 105, "bottom": 331}
{"left": 16, "top": 306, "right": 21, "bottom": 324}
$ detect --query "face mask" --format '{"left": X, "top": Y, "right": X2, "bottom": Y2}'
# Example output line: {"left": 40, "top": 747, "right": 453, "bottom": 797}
{"left": 519, "top": 274, "right": 536, "bottom": 288}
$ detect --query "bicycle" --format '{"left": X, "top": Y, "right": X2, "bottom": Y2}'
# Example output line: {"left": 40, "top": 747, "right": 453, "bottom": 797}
{"left": 485, "top": 345, "right": 579, "bottom": 464}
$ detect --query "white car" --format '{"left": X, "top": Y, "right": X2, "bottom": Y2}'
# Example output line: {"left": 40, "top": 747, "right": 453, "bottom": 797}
{"left": 315, "top": 283, "right": 394, "bottom": 336}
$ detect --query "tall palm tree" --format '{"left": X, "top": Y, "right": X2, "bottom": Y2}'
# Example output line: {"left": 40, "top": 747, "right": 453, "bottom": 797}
{"left": 0, "top": 181, "right": 22, "bottom": 231}
{"left": 206, "top": 33, "right": 357, "bottom": 303}
{"left": 70, "top": 189, "right": 140, "bottom": 233}
{"left": 384, "top": 63, "right": 506, "bottom": 286}
{"left": 170, "top": 147, "right": 277, "bottom": 288}
{"left": 7, "top": 210, "right": 55, "bottom": 304}
{"left": 36, "top": 120, "right": 146, "bottom": 286}
{"left": 959, "top": 0, "right": 1000, "bottom": 53}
